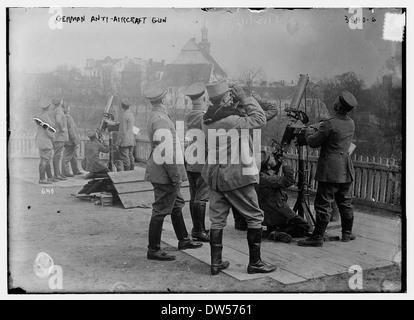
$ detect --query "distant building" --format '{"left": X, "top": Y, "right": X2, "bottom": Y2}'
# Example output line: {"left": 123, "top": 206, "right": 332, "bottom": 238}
{"left": 161, "top": 26, "right": 227, "bottom": 112}
{"left": 84, "top": 56, "right": 165, "bottom": 96}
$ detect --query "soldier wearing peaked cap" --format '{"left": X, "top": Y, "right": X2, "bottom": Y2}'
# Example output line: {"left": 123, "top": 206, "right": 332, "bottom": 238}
{"left": 201, "top": 80, "right": 277, "bottom": 275}
{"left": 114, "top": 98, "right": 136, "bottom": 171}
{"left": 299, "top": 91, "right": 358, "bottom": 247}
{"left": 35, "top": 103, "right": 56, "bottom": 184}
{"left": 144, "top": 81, "right": 203, "bottom": 262}
{"left": 62, "top": 104, "right": 82, "bottom": 177}
{"left": 184, "top": 82, "right": 210, "bottom": 243}
{"left": 49, "top": 98, "right": 68, "bottom": 180}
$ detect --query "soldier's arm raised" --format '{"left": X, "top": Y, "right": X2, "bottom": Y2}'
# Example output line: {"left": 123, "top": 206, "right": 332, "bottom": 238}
{"left": 305, "top": 120, "right": 332, "bottom": 148}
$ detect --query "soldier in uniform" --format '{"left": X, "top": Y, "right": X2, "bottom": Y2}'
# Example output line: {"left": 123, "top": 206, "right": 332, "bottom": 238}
{"left": 62, "top": 104, "right": 82, "bottom": 177}
{"left": 144, "top": 81, "right": 203, "bottom": 261}
{"left": 50, "top": 98, "right": 68, "bottom": 180}
{"left": 81, "top": 131, "right": 110, "bottom": 179}
{"left": 34, "top": 103, "right": 56, "bottom": 184}
{"left": 115, "top": 99, "right": 136, "bottom": 171}
{"left": 231, "top": 91, "right": 279, "bottom": 231}
{"left": 298, "top": 91, "right": 358, "bottom": 247}
{"left": 257, "top": 150, "right": 311, "bottom": 243}
{"left": 184, "top": 82, "right": 210, "bottom": 242}
{"left": 202, "top": 80, "right": 277, "bottom": 275}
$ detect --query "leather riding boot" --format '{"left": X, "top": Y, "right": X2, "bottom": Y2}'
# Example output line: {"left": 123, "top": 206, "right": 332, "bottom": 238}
{"left": 171, "top": 208, "right": 203, "bottom": 250}
{"left": 45, "top": 162, "right": 58, "bottom": 182}
{"left": 341, "top": 217, "right": 356, "bottom": 242}
{"left": 232, "top": 207, "right": 247, "bottom": 231}
{"left": 298, "top": 221, "right": 328, "bottom": 247}
{"left": 210, "top": 229, "right": 230, "bottom": 275}
{"left": 39, "top": 162, "right": 51, "bottom": 184}
{"left": 191, "top": 203, "right": 210, "bottom": 242}
{"left": 147, "top": 218, "right": 176, "bottom": 261}
{"left": 247, "top": 228, "right": 277, "bottom": 274}
{"left": 129, "top": 162, "right": 134, "bottom": 171}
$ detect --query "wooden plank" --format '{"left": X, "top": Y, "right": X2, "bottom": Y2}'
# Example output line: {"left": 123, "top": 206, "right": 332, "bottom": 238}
{"left": 352, "top": 223, "right": 401, "bottom": 245}
{"left": 379, "top": 171, "right": 388, "bottom": 203}
{"left": 224, "top": 228, "right": 343, "bottom": 279}
{"left": 386, "top": 172, "right": 395, "bottom": 204}
{"left": 117, "top": 186, "right": 191, "bottom": 208}
{"left": 361, "top": 169, "right": 367, "bottom": 199}
{"left": 317, "top": 243, "right": 393, "bottom": 270}
{"left": 327, "top": 229, "right": 400, "bottom": 262}
{"left": 374, "top": 170, "right": 381, "bottom": 201}
{"left": 160, "top": 220, "right": 303, "bottom": 283}
{"left": 108, "top": 170, "right": 146, "bottom": 183}
{"left": 393, "top": 173, "right": 402, "bottom": 205}
{"left": 114, "top": 193, "right": 152, "bottom": 209}
{"left": 356, "top": 210, "right": 401, "bottom": 227}
{"left": 113, "top": 181, "right": 153, "bottom": 194}
{"left": 161, "top": 220, "right": 310, "bottom": 284}
{"left": 366, "top": 169, "right": 374, "bottom": 201}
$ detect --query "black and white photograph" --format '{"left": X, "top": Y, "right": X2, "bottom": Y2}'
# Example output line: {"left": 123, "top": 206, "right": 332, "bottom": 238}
{"left": 4, "top": 1, "right": 409, "bottom": 300}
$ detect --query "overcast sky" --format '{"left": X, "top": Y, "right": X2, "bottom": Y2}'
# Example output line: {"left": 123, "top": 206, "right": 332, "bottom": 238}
{"left": 9, "top": 7, "right": 403, "bottom": 86}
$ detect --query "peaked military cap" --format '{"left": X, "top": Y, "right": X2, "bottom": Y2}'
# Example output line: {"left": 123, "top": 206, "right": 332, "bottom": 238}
{"left": 121, "top": 98, "right": 131, "bottom": 108}
{"left": 338, "top": 91, "right": 358, "bottom": 112}
{"left": 185, "top": 82, "right": 206, "bottom": 100}
{"left": 144, "top": 81, "right": 168, "bottom": 102}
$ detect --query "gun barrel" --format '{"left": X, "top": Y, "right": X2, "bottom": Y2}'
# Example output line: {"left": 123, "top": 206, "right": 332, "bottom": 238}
{"left": 289, "top": 74, "right": 309, "bottom": 110}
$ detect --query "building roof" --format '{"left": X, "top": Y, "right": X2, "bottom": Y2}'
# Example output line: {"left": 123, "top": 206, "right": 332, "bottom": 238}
{"left": 172, "top": 38, "right": 226, "bottom": 78}
{"left": 162, "top": 64, "right": 213, "bottom": 87}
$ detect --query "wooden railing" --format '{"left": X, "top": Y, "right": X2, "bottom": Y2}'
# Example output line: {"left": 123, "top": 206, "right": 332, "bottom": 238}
{"left": 274, "top": 147, "right": 402, "bottom": 212}
{"left": 8, "top": 133, "right": 402, "bottom": 212}
{"left": 8, "top": 132, "right": 109, "bottom": 160}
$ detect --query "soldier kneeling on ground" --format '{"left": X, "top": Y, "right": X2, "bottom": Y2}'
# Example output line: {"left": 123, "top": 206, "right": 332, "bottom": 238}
{"left": 256, "top": 150, "right": 311, "bottom": 243}
{"left": 81, "top": 131, "right": 110, "bottom": 179}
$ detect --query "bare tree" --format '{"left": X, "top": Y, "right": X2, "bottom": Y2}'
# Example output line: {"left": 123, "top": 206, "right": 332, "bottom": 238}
{"left": 237, "top": 65, "right": 266, "bottom": 92}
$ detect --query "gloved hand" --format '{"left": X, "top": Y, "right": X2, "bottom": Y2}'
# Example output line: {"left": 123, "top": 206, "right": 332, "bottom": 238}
{"left": 231, "top": 85, "right": 247, "bottom": 102}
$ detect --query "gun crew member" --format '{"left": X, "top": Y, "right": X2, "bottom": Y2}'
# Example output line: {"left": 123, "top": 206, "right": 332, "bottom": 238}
{"left": 231, "top": 91, "right": 279, "bottom": 231}
{"left": 298, "top": 91, "right": 358, "bottom": 247}
{"left": 145, "top": 81, "right": 203, "bottom": 261}
{"left": 34, "top": 103, "right": 56, "bottom": 184}
{"left": 184, "top": 82, "right": 210, "bottom": 242}
{"left": 202, "top": 80, "right": 277, "bottom": 275}
{"left": 257, "top": 150, "right": 311, "bottom": 243}
{"left": 81, "top": 131, "right": 110, "bottom": 179}
{"left": 50, "top": 98, "right": 68, "bottom": 180}
{"left": 62, "top": 104, "right": 82, "bottom": 177}
{"left": 114, "top": 98, "right": 136, "bottom": 171}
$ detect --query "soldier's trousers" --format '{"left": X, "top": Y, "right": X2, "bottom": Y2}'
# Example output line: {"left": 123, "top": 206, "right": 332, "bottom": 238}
{"left": 187, "top": 171, "right": 209, "bottom": 204}
{"left": 314, "top": 181, "right": 354, "bottom": 223}
{"left": 119, "top": 146, "right": 134, "bottom": 170}
{"left": 150, "top": 183, "right": 186, "bottom": 221}
{"left": 208, "top": 184, "right": 264, "bottom": 229}
{"left": 62, "top": 144, "right": 80, "bottom": 175}
{"left": 52, "top": 141, "right": 65, "bottom": 176}
{"left": 38, "top": 149, "right": 53, "bottom": 179}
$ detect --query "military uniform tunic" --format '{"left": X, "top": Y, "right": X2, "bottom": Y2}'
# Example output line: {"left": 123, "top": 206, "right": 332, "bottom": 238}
{"left": 305, "top": 113, "right": 355, "bottom": 222}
